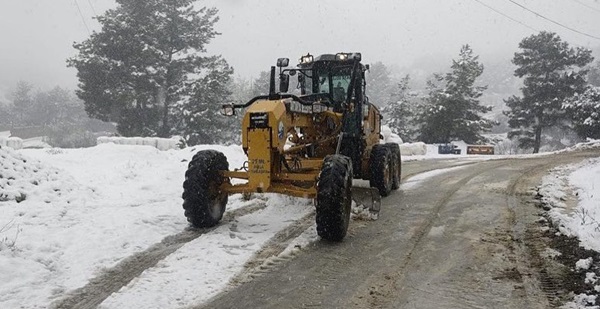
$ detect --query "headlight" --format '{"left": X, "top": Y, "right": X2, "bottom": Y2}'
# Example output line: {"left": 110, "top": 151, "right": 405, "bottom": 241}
{"left": 335, "top": 53, "right": 348, "bottom": 61}
{"left": 300, "top": 54, "right": 313, "bottom": 64}
{"left": 220, "top": 104, "right": 235, "bottom": 116}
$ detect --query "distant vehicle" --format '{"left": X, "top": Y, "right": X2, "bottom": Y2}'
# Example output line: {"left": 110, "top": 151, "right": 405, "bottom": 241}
{"left": 438, "top": 143, "right": 461, "bottom": 155}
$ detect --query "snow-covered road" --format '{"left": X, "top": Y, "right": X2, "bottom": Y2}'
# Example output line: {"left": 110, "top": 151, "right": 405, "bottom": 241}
{"left": 1, "top": 141, "right": 599, "bottom": 308}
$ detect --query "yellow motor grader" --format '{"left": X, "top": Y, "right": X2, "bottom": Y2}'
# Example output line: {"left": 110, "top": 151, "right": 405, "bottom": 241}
{"left": 182, "top": 53, "right": 401, "bottom": 241}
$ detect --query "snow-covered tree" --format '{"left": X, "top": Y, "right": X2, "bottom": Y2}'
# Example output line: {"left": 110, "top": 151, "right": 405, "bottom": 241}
{"left": 10, "top": 81, "right": 34, "bottom": 126}
{"left": 589, "top": 61, "right": 600, "bottom": 87}
{"left": 563, "top": 86, "right": 600, "bottom": 139}
{"left": 504, "top": 31, "right": 593, "bottom": 153}
{"left": 68, "top": 0, "right": 231, "bottom": 141}
{"left": 365, "top": 61, "right": 392, "bottom": 107}
{"left": 250, "top": 71, "right": 271, "bottom": 98}
{"left": 415, "top": 45, "right": 492, "bottom": 144}
{"left": 173, "top": 57, "right": 237, "bottom": 145}
{"left": 383, "top": 75, "right": 417, "bottom": 142}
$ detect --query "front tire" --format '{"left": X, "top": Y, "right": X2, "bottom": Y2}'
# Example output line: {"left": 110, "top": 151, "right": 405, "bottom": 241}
{"left": 182, "top": 150, "right": 229, "bottom": 228}
{"left": 369, "top": 144, "right": 393, "bottom": 197}
{"left": 316, "top": 155, "right": 353, "bottom": 241}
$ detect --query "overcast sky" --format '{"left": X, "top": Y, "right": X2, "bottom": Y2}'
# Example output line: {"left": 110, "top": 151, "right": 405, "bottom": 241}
{"left": 1, "top": 0, "right": 599, "bottom": 94}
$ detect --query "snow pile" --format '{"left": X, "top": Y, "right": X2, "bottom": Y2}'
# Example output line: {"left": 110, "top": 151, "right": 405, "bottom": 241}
{"left": 540, "top": 158, "right": 600, "bottom": 251}
{"left": 0, "top": 137, "right": 23, "bottom": 150}
{"left": 567, "top": 139, "right": 600, "bottom": 152}
{"left": 400, "top": 142, "right": 427, "bottom": 156}
{"left": 22, "top": 137, "right": 50, "bottom": 149}
{"left": 0, "top": 146, "right": 77, "bottom": 202}
{"left": 380, "top": 125, "right": 427, "bottom": 156}
{"left": 97, "top": 136, "right": 182, "bottom": 151}
{"left": 381, "top": 125, "right": 403, "bottom": 144}
{"left": 539, "top": 157, "right": 600, "bottom": 309}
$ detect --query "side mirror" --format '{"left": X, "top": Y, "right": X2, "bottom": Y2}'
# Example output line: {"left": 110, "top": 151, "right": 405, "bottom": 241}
{"left": 220, "top": 104, "right": 235, "bottom": 116}
{"left": 365, "top": 64, "right": 370, "bottom": 71}
{"left": 279, "top": 74, "right": 290, "bottom": 93}
{"left": 277, "top": 58, "right": 289, "bottom": 67}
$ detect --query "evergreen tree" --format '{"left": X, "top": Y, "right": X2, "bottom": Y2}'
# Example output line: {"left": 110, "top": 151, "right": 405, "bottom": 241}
{"left": 10, "top": 81, "right": 34, "bottom": 126}
{"left": 172, "top": 57, "right": 237, "bottom": 145}
{"left": 250, "top": 71, "right": 271, "bottom": 97}
{"left": 30, "top": 87, "right": 85, "bottom": 127}
{"left": 383, "top": 75, "right": 416, "bottom": 142}
{"left": 505, "top": 31, "right": 593, "bottom": 153}
{"left": 415, "top": 45, "right": 491, "bottom": 144}
{"left": 589, "top": 61, "right": 600, "bottom": 87}
{"left": 563, "top": 86, "right": 600, "bottom": 139}
{"left": 365, "top": 61, "right": 392, "bottom": 107}
{"left": 68, "top": 0, "right": 231, "bottom": 140}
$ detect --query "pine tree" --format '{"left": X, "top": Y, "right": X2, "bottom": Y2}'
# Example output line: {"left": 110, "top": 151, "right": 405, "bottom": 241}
{"left": 589, "top": 61, "right": 600, "bottom": 87}
{"left": 383, "top": 75, "right": 416, "bottom": 142}
{"left": 68, "top": 0, "right": 231, "bottom": 140}
{"left": 415, "top": 45, "right": 491, "bottom": 144}
{"left": 563, "top": 86, "right": 600, "bottom": 139}
{"left": 505, "top": 31, "right": 593, "bottom": 153}
{"left": 10, "top": 81, "right": 34, "bottom": 126}
{"left": 172, "top": 57, "right": 237, "bottom": 145}
{"left": 250, "top": 71, "right": 271, "bottom": 98}
{"left": 365, "top": 62, "right": 392, "bottom": 107}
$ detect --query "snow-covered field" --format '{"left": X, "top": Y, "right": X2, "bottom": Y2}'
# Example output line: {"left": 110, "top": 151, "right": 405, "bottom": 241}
{"left": 1, "top": 140, "right": 598, "bottom": 308}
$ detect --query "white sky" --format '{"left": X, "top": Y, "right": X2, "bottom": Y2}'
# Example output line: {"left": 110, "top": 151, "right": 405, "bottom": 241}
{"left": 1, "top": 0, "right": 599, "bottom": 91}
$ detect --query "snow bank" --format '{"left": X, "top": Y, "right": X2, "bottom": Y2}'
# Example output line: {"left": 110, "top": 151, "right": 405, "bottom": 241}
{"left": 540, "top": 157, "right": 600, "bottom": 251}
{"left": 400, "top": 142, "right": 427, "bottom": 156}
{"left": 0, "top": 137, "right": 23, "bottom": 150}
{"left": 97, "top": 136, "right": 181, "bottom": 151}
{"left": 380, "top": 125, "right": 427, "bottom": 156}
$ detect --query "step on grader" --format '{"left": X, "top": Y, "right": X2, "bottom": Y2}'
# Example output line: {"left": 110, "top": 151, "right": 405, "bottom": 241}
{"left": 182, "top": 52, "right": 401, "bottom": 241}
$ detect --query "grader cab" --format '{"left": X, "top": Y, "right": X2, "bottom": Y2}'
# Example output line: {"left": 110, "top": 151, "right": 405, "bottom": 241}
{"left": 182, "top": 53, "right": 401, "bottom": 241}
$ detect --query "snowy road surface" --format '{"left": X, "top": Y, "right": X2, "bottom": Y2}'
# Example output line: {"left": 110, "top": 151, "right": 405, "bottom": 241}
{"left": 0, "top": 143, "right": 599, "bottom": 308}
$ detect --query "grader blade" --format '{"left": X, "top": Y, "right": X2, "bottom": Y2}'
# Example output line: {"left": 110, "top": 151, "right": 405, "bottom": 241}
{"left": 351, "top": 187, "right": 381, "bottom": 213}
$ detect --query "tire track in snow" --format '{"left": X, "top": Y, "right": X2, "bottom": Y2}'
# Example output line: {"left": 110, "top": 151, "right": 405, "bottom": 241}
{"left": 50, "top": 200, "right": 268, "bottom": 309}
{"left": 354, "top": 160, "right": 510, "bottom": 309}
{"left": 505, "top": 151, "right": 600, "bottom": 307}
{"left": 229, "top": 211, "right": 316, "bottom": 285}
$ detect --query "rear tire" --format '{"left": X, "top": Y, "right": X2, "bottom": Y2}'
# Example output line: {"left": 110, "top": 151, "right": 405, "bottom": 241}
{"left": 182, "top": 150, "right": 229, "bottom": 228}
{"left": 316, "top": 155, "right": 353, "bottom": 241}
{"left": 384, "top": 143, "right": 402, "bottom": 190}
{"left": 369, "top": 145, "right": 392, "bottom": 197}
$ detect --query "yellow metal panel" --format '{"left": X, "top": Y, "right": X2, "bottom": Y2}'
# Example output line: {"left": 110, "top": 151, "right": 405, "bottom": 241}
{"left": 247, "top": 128, "right": 272, "bottom": 191}
{"left": 242, "top": 99, "right": 287, "bottom": 150}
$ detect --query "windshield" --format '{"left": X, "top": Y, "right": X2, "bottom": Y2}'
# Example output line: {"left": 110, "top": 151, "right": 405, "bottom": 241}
{"left": 301, "top": 64, "right": 352, "bottom": 102}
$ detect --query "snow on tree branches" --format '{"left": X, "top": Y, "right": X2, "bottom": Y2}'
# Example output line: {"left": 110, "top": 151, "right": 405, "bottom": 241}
{"left": 564, "top": 87, "right": 600, "bottom": 139}
{"left": 68, "top": 0, "right": 234, "bottom": 145}
{"left": 415, "top": 45, "right": 492, "bottom": 144}
{"left": 504, "top": 31, "right": 593, "bottom": 153}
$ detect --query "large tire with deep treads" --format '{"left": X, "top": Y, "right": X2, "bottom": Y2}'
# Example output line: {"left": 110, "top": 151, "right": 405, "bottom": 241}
{"left": 182, "top": 150, "right": 229, "bottom": 228}
{"left": 369, "top": 144, "right": 393, "bottom": 197}
{"left": 384, "top": 143, "right": 402, "bottom": 190}
{"left": 316, "top": 155, "right": 353, "bottom": 242}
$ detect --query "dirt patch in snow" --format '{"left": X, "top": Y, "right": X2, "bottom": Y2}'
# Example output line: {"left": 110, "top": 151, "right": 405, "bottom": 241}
{"left": 531, "top": 190, "right": 600, "bottom": 307}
